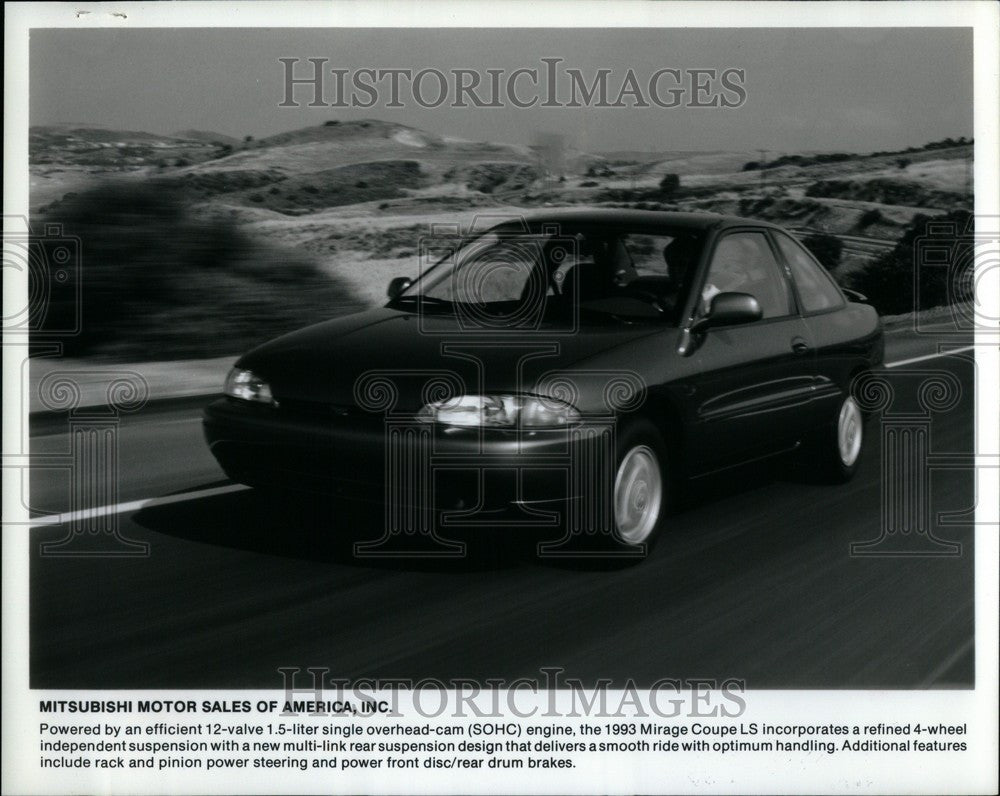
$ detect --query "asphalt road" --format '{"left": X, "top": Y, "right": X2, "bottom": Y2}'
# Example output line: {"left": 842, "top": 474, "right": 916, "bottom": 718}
{"left": 29, "top": 324, "right": 976, "bottom": 689}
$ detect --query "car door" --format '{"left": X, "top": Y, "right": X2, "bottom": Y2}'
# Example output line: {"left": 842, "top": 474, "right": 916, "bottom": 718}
{"left": 770, "top": 229, "right": 860, "bottom": 425}
{"left": 687, "top": 228, "right": 817, "bottom": 471}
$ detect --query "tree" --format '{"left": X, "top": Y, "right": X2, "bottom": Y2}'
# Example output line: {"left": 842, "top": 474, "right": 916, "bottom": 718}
{"left": 659, "top": 173, "right": 680, "bottom": 196}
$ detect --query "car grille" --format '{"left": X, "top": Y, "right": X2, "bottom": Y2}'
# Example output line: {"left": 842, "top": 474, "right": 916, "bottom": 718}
{"left": 277, "top": 398, "right": 376, "bottom": 421}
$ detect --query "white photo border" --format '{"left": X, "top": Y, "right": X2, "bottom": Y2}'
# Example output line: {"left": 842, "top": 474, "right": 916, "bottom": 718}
{"left": 3, "top": 2, "right": 998, "bottom": 794}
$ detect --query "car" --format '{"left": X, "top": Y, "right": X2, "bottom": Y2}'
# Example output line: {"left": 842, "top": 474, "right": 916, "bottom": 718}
{"left": 203, "top": 210, "right": 883, "bottom": 553}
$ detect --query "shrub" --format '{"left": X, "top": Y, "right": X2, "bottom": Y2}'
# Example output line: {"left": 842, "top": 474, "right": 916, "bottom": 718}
{"left": 858, "top": 208, "right": 883, "bottom": 229}
{"left": 807, "top": 178, "right": 966, "bottom": 210}
{"left": 30, "top": 180, "right": 361, "bottom": 358}
{"left": 737, "top": 196, "right": 775, "bottom": 216}
{"left": 466, "top": 163, "right": 540, "bottom": 194}
{"left": 802, "top": 233, "right": 844, "bottom": 272}
{"left": 846, "top": 210, "right": 973, "bottom": 316}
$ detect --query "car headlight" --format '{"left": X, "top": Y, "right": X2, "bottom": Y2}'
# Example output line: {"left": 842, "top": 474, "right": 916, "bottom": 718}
{"left": 417, "top": 394, "right": 580, "bottom": 428}
{"left": 224, "top": 367, "right": 276, "bottom": 406}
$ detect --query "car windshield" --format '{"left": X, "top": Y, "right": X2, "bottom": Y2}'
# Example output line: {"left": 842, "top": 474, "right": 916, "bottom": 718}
{"left": 389, "top": 225, "right": 705, "bottom": 326}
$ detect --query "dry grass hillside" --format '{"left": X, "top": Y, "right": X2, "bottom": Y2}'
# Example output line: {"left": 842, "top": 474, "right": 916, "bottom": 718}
{"left": 29, "top": 120, "right": 974, "bottom": 359}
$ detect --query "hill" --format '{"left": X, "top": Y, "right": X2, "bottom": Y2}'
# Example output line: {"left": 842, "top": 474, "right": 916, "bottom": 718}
{"left": 172, "top": 129, "right": 241, "bottom": 146}
{"left": 29, "top": 124, "right": 227, "bottom": 167}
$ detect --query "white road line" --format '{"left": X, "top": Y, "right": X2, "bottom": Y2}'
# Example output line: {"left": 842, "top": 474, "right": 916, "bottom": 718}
{"left": 883, "top": 320, "right": 972, "bottom": 335}
{"left": 885, "top": 345, "right": 977, "bottom": 369}
{"left": 27, "top": 344, "right": 979, "bottom": 527}
{"left": 30, "top": 415, "right": 203, "bottom": 441}
{"left": 29, "top": 483, "right": 250, "bottom": 527}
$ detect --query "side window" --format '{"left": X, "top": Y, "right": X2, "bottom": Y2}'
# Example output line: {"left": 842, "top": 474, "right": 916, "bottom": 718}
{"left": 621, "top": 234, "right": 666, "bottom": 278}
{"left": 773, "top": 232, "right": 845, "bottom": 313}
{"left": 617, "top": 233, "right": 701, "bottom": 317}
{"left": 621, "top": 233, "right": 700, "bottom": 284}
{"left": 702, "top": 232, "right": 792, "bottom": 319}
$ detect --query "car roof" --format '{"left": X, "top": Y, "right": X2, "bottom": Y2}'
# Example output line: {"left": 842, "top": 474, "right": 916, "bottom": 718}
{"left": 492, "top": 208, "right": 782, "bottom": 234}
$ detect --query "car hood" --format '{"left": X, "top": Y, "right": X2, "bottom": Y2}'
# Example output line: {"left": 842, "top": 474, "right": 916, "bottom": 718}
{"left": 237, "top": 307, "right": 663, "bottom": 411}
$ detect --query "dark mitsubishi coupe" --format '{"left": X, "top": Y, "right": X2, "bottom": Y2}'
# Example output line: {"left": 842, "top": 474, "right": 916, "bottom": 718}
{"left": 204, "top": 210, "right": 883, "bottom": 551}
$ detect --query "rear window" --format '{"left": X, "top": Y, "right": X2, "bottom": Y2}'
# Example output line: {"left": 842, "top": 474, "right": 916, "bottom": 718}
{"left": 774, "top": 232, "right": 845, "bottom": 314}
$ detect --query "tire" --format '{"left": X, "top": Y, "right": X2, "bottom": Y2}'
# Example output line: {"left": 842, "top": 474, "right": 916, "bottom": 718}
{"left": 814, "top": 393, "right": 865, "bottom": 482}
{"left": 611, "top": 420, "right": 672, "bottom": 551}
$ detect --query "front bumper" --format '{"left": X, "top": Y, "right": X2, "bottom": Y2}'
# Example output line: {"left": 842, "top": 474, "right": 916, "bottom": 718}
{"left": 203, "top": 398, "right": 599, "bottom": 513}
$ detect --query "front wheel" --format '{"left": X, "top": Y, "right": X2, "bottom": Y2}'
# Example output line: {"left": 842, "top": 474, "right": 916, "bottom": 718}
{"left": 612, "top": 422, "right": 671, "bottom": 550}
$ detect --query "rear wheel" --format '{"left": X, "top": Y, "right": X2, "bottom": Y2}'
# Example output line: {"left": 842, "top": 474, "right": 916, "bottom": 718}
{"left": 812, "top": 393, "right": 864, "bottom": 482}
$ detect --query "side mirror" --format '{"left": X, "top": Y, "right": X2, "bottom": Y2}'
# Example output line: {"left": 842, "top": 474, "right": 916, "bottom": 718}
{"left": 842, "top": 287, "right": 867, "bottom": 303}
{"left": 387, "top": 276, "right": 413, "bottom": 300}
{"left": 690, "top": 292, "right": 762, "bottom": 333}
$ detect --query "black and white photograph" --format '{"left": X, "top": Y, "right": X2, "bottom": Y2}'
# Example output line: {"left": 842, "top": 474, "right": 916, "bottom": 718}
{"left": 4, "top": 2, "right": 998, "bottom": 793}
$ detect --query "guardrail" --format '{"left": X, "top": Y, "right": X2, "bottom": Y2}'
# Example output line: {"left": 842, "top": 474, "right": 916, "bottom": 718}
{"left": 789, "top": 227, "right": 896, "bottom": 260}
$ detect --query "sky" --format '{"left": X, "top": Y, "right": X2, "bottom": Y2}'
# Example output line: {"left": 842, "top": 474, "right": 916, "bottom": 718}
{"left": 29, "top": 27, "right": 973, "bottom": 154}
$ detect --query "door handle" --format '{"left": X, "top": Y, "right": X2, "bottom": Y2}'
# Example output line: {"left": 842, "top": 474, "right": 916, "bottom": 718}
{"left": 791, "top": 338, "right": 810, "bottom": 355}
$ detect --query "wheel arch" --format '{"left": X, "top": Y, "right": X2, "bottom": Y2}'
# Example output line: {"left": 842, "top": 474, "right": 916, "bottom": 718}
{"left": 618, "top": 388, "right": 689, "bottom": 479}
